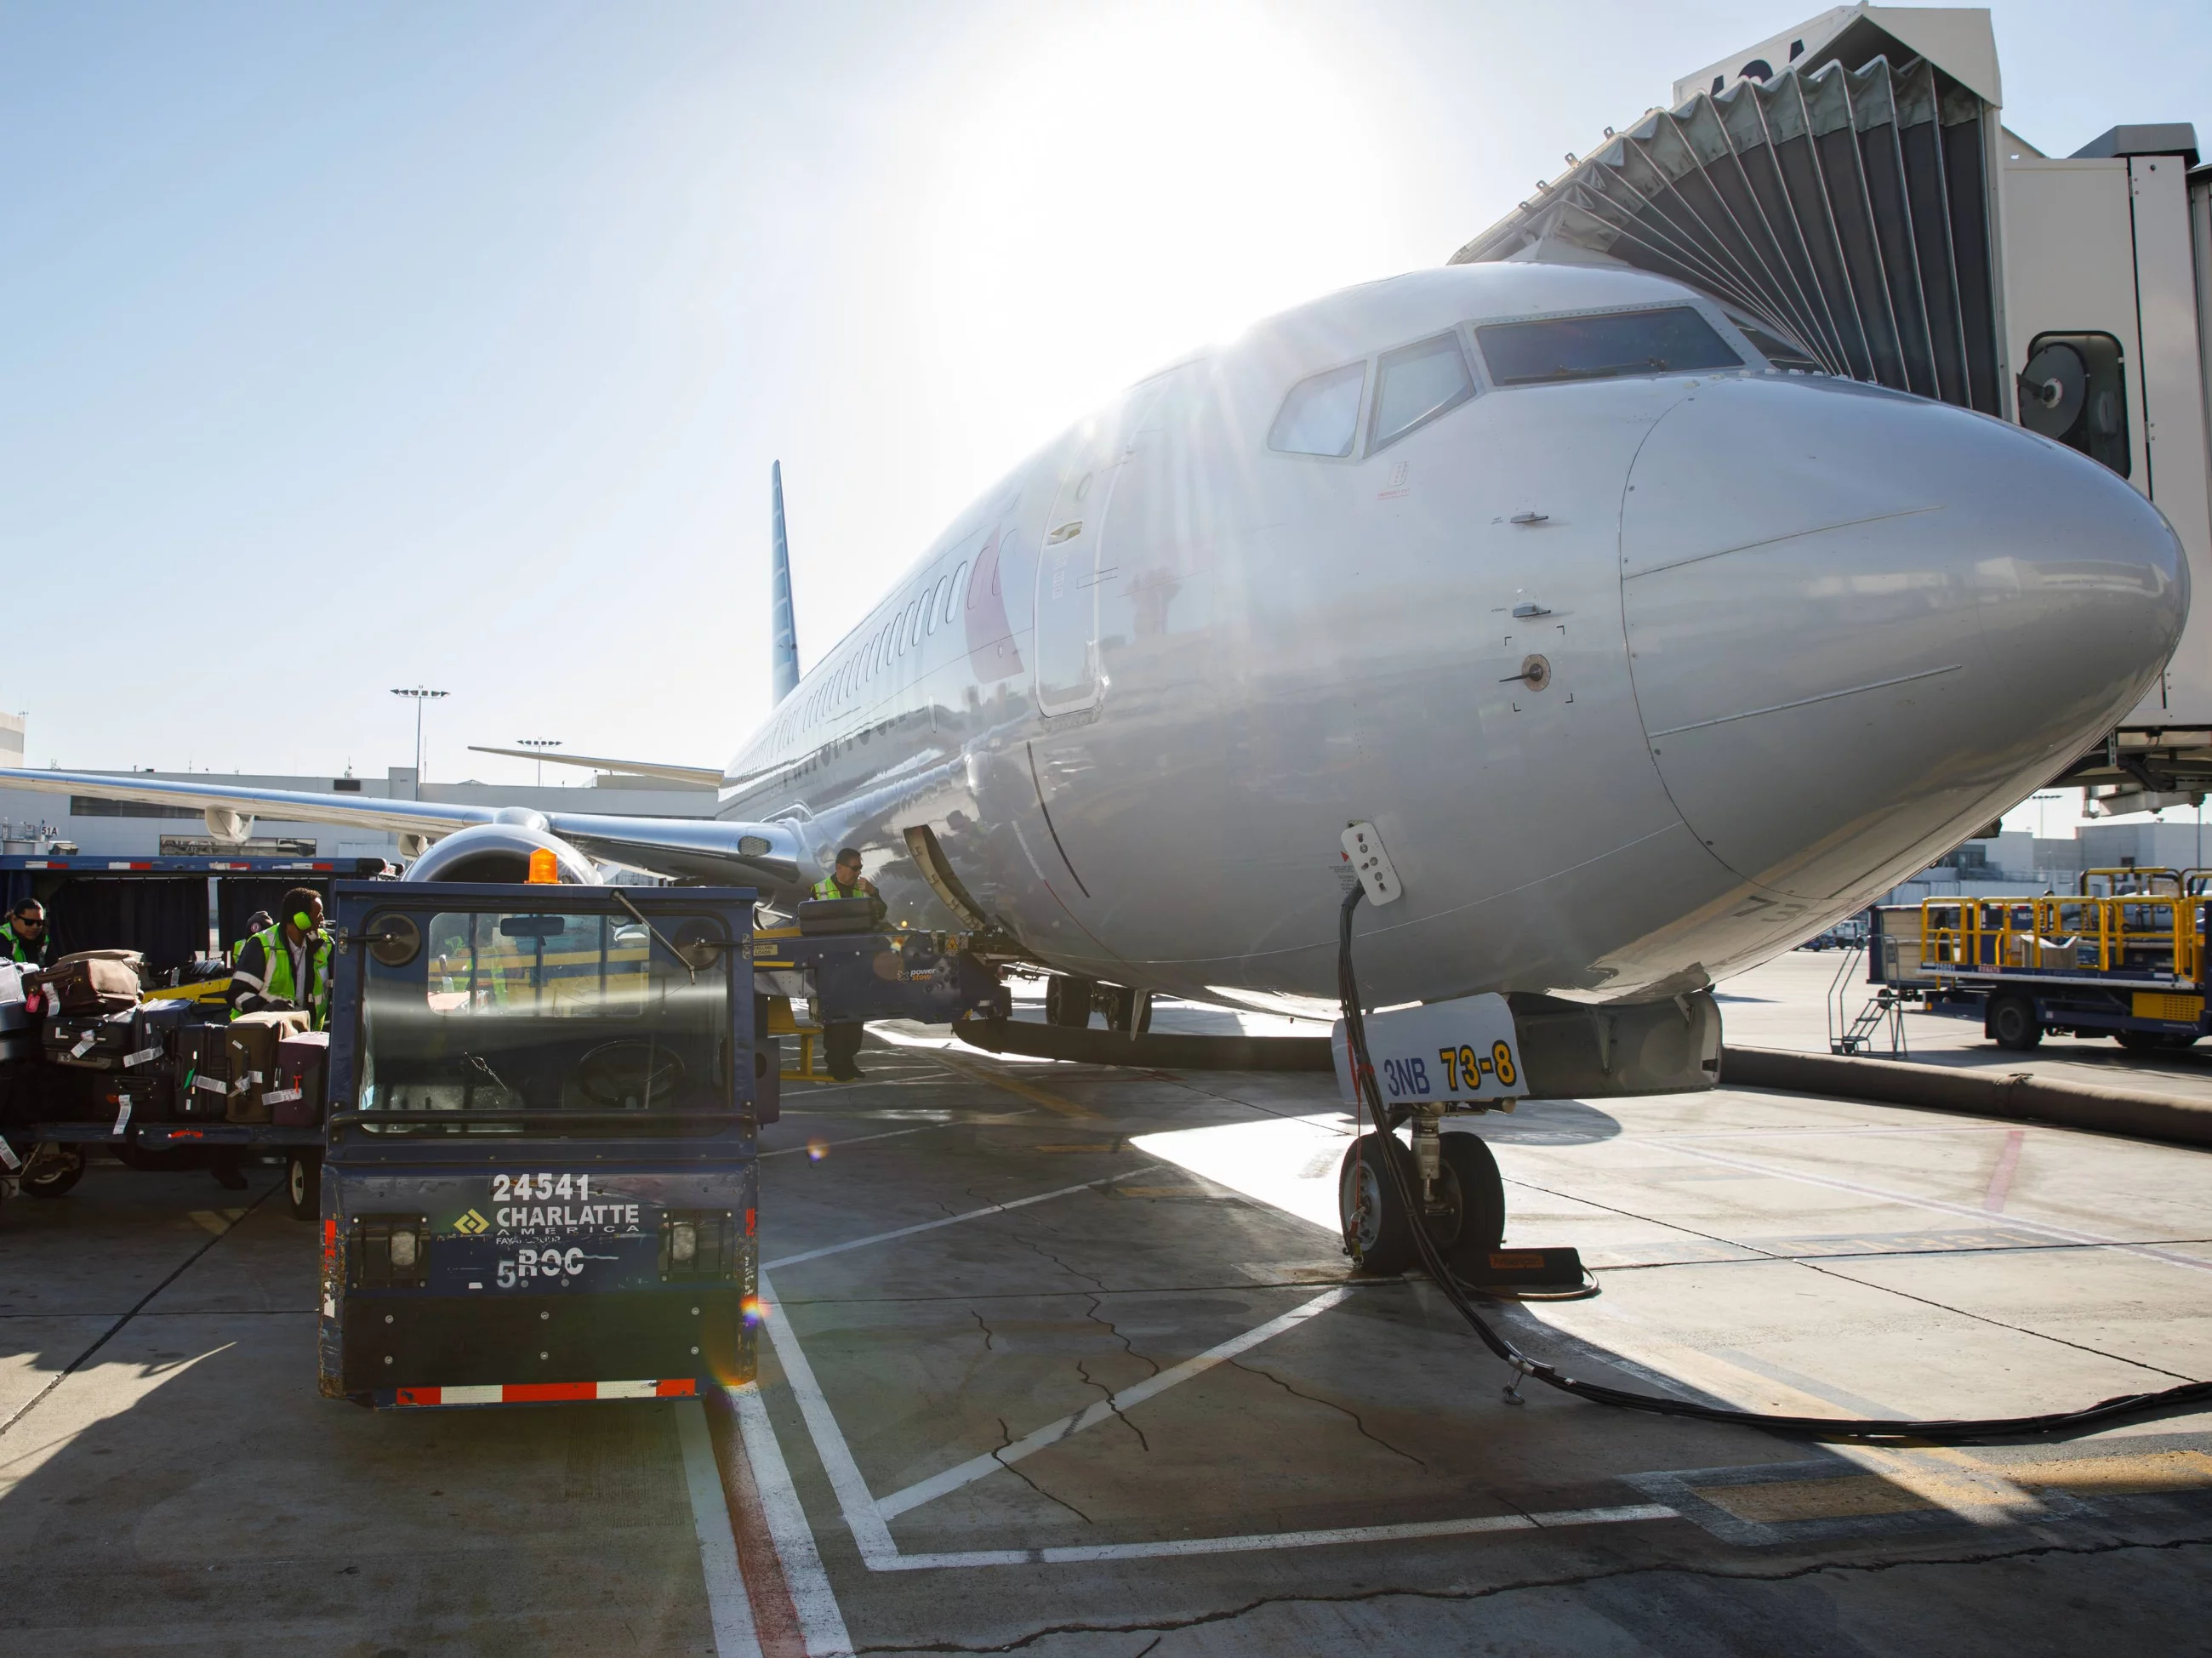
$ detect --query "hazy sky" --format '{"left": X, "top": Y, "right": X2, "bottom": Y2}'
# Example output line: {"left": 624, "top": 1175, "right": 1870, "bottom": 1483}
{"left": 7, "top": 2, "right": 2209, "bottom": 812}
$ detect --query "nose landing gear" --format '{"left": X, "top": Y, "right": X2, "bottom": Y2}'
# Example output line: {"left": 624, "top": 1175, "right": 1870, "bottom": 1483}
{"left": 1339, "top": 1107, "right": 1505, "bottom": 1276}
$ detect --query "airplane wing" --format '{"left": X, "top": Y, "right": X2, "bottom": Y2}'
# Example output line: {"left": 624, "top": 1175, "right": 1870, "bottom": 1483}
{"left": 465, "top": 747, "right": 725, "bottom": 788}
{"left": 0, "top": 769, "right": 803, "bottom": 891}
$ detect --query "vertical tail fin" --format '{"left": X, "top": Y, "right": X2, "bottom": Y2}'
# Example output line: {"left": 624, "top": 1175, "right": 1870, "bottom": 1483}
{"left": 770, "top": 460, "right": 799, "bottom": 704}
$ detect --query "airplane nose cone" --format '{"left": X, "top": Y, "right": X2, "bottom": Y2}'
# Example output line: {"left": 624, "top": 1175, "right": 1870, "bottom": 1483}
{"left": 1622, "top": 376, "right": 2186, "bottom": 901}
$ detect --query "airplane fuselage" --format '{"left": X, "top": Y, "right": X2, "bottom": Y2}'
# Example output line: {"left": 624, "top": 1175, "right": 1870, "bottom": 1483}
{"left": 722, "top": 263, "right": 2185, "bottom": 1015}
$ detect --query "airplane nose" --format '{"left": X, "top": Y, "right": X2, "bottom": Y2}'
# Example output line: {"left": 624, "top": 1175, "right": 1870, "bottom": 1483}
{"left": 1622, "top": 376, "right": 2186, "bottom": 902}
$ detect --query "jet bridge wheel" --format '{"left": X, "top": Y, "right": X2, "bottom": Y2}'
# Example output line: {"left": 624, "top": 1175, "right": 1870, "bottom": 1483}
{"left": 1337, "top": 1131, "right": 1507, "bottom": 1277}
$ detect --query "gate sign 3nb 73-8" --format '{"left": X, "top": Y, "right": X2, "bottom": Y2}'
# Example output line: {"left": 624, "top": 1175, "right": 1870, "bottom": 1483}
{"left": 1331, "top": 992, "right": 1528, "bottom": 1108}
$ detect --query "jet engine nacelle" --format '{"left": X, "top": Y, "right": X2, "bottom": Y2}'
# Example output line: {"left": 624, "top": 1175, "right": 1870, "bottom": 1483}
{"left": 403, "top": 812, "right": 601, "bottom": 884}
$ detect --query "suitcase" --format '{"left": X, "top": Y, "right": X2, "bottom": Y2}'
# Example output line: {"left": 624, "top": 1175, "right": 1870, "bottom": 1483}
{"left": 36, "top": 957, "right": 140, "bottom": 1013}
{"left": 0, "top": 970, "right": 32, "bottom": 1065}
{"left": 225, "top": 1010, "right": 309, "bottom": 1124}
{"left": 797, "top": 896, "right": 881, "bottom": 936}
{"left": 172, "top": 1025, "right": 234, "bottom": 1120}
{"left": 43, "top": 1009, "right": 139, "bottom": 1069}
{"left": 269, "top": 1031, "right": 330, "bottom": 1126}
{"left": 92, "top": 1067, "right": 173, "bottom": 1132}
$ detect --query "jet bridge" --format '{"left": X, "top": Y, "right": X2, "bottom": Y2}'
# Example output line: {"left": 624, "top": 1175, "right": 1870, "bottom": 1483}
{"left": 1455, "top": 3, "right": 2212, "bottom": 798}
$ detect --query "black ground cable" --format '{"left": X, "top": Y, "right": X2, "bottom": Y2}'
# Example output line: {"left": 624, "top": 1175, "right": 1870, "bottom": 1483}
{"left": 1334, "top": 885, "right": 2212, "bottom": 1444}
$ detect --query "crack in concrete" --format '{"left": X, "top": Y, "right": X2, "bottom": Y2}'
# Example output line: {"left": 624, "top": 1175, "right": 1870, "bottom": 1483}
{"left": 1075, "top": 1353, "right": 1149, "bottom": 1454}
{"left": 988, "top": 1414, "right": 1093, "bottom": 1525}
{"left": 1223, "top": 1357, "right": 1428, "bottom": 1472}
{"left": 849, "top": 1534, "right": 2212, "bottom": 1654}
{"left": 972, "top": 1308, "right": 997, "bottom": 1353}
{"left": 1015, "top": 1230, "right": 1108, "bottom": 1292}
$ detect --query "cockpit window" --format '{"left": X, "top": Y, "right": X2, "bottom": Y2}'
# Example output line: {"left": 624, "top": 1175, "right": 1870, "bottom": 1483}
{"left": 1268, "top": 362, "right": 1365, "bottom": 458}
{"left": 1475, "top": 306, "right": 1742, "bottom": 387}
{"left": 1734, "top": 318, "right": 1823, "bottom": 373}
{"left": 1370, "top": 333, "right": 1474, "bottom": 452}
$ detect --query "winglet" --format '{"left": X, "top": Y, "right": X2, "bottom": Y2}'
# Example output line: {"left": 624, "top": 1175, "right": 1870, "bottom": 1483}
{"left": 771, "top": 460, "right": 799, "bottom": 705}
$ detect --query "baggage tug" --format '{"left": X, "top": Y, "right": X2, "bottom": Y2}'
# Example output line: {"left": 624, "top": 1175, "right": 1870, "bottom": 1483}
{"left": 316, "top": 877, "right": 762, "bottom": 1408}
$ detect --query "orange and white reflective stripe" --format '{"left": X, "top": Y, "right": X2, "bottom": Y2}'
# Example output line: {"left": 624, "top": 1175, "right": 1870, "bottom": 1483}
{"left": 393, "top": 1378, "right": 698, "bottom": 1406}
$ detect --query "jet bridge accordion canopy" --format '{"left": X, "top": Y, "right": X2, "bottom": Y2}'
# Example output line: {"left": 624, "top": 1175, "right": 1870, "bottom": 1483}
{"left": 1453, "top": 51, "right": 2003, "bottom": 418}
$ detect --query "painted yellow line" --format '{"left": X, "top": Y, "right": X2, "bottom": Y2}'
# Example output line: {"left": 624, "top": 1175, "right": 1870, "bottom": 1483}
{"left": 930, "top": 1050, "right": 1098, "bottom": 1120}
{"left": 1696, "top": 1474, "right": 1937, "bottom": 1524}
{"left": 2001, "top": 1450, "right": 2212, "bottom": 1496}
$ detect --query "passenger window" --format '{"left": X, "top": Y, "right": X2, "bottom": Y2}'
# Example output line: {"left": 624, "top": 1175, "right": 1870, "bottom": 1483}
{"left": 946, "top": 562, "right": 966, "bottom": 624}
{"left": 1268, "top": 362, "right": 1365, "bottom": 458}
{"left": 925, "top": 576, "right": 944, "bottom": 634}
{"left": 1475, "top": 306, "right": 1742, "bottom": 387}
{"left": 1370, "top": 334, "right": 1474, "bottom": 452}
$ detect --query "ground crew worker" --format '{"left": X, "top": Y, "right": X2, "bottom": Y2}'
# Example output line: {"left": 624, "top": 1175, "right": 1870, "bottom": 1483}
{"left": 228, "top": 887, "right": 332, "bottom": 1030}
{"left": 230, "top": 911, "right": 274, "bottom": 966}
{"left": 811, "top": 849, "right": 882, "bottom": 1080}
{"left": 0, "top": 900, "right": 49, "bottom": 967}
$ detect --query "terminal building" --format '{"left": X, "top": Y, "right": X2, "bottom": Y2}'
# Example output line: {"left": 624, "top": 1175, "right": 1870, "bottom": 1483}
{"left": 0, "top": 729, "right": 719, "bottom": 864}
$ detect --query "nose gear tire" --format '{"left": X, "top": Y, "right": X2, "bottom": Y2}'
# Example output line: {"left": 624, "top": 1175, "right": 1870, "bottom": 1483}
{"left": 1340, "top": 1132, "right": 1420, "bottom": 1274}
{"left": 1438, "top": 1132, "right": 1507, "bottom": 1272}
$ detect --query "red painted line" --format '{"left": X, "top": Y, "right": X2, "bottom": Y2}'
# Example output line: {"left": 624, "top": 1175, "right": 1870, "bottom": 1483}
{"left": 704, "top": 1390, "right": 808, "bottom": 1658}
{"left": 655, "top": 1378, "right": 697, "bottom": 1398}
{"left": 505, "top": 1382, "right": 596, "bottom": 1403}
{"left": 1983, "top": 1127, "right": 2026, "bottom": 1212}
{"left": 396, "top": 1387, "right": 442, "bottom": 1406}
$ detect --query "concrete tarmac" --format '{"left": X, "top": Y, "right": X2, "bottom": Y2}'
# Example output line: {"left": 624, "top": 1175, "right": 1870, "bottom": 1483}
{"left": 3, "top": 1010, "right": 2209, "bottom": 1655}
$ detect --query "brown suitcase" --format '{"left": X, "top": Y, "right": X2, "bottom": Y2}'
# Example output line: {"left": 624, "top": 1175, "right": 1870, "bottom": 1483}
{"left": 225, "top": 1011, "right": 310, "bottom": 1123}
{"left": 269, "top": 1032, "right": 329, "bottom": 1126}
{"left": 37, "top": 956, "right": 141, "bottom": 1013}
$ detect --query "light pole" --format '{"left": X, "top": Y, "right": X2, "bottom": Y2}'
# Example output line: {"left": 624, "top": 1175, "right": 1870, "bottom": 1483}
{"left": 390, "top": 687, "right": 448, "bottom": 785}
{"left": 516, "top": 738, "right": 562, "bottom": 788}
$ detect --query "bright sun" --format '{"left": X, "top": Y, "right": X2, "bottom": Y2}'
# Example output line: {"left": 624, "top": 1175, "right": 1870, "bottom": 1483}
{"left": 915, "top": 2, "right": 1406, "bottom": 495}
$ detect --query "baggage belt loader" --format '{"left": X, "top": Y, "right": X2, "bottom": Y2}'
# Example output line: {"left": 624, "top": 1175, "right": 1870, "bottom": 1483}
{"left": 1877, "top": 892, "right": 2212, "bottom": 1052}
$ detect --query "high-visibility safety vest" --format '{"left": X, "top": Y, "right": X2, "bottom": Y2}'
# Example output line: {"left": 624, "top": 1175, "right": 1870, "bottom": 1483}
{"left": 240, "top": 924, "right": 332, "bottom": 1030}
{"left": 0, "top": 921, "right": 42, "bottom": 965}
{"left": 811, "top": 876, "right": 863, "bottom": 902}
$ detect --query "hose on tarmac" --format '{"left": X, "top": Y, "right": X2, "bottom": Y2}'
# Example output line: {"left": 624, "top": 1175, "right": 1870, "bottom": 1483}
{"left": 1334, "top": 885, "right": 2212, "bottom": 1444}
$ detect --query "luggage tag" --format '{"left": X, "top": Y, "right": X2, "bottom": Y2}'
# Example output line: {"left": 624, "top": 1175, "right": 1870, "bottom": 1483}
{"left": 264, "top": 1088, "right": 301, "bottom": 1105}
{"left": 71, "top": 1033, "right": 96, "bottom": 1057}
{"left": 112, "top": 1096, "right": 134, "bottom": 1137}
{"left": 0, "top": 1139, "right": 17, "bottom": 1171}
{"left": 194, "top": 1073, "right": 227, "bottom": 1095}
{"left": 124, "top": 1046, "right": 162, "bottom": 1068}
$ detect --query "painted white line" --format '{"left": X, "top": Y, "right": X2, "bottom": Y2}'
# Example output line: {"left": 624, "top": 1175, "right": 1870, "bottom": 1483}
{"left": 756, "top": 1268, "right": 898, "bottom": 1568}
{"left": 878, "top": 1503, "right": 1680, "bottom": 1570}
{"left": 1666, "top": 1142, "right": 2212, "bottom": 1277}
{"left": 730, "top": 1379, "right": 856, "bottom": 1657}
{"left": 876, "top": 1286, "right": 1353, "bottom": 1520}
{"left": 677, "top": 1398, "right": 764, "bottom": 1658}
{"left": 765, "top": 1172, "right": 1146, "bottom": 1269}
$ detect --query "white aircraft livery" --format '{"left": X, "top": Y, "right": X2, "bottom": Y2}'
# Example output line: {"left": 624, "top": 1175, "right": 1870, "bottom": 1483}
{"left": 10, "top": 262, "right": 2187, "bottom": 1052}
